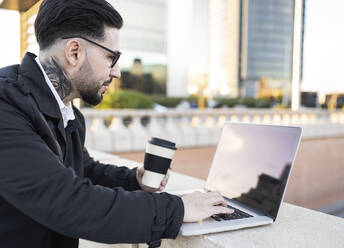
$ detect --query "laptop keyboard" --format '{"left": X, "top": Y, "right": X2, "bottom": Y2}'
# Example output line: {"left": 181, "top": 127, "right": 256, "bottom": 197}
{"left": 211, "top": 204, "right": 253, "bottom": 221}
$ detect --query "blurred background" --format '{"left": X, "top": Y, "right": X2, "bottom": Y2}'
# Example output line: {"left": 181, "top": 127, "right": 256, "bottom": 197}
{"left": 0, "top": 0, "right": 343, "bottom": 217}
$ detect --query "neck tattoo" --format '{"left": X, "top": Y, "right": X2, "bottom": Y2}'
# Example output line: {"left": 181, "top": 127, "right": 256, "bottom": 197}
{"left": 41, "top": 57, "right": 73, "bottom": 101}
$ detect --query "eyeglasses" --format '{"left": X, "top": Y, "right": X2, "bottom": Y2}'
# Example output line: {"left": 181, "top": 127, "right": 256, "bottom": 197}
{"left": 62, "top": 35, "right": 121, "bottom": 68}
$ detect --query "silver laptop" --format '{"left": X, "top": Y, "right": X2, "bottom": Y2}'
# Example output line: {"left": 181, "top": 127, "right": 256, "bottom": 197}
{"left": 180, "top": 122, "right": 302, "bottom": 236}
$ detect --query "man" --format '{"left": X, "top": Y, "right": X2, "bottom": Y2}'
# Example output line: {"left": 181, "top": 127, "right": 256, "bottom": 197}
{"left": 0, "top": 0, "right": 232, "bottom": 247}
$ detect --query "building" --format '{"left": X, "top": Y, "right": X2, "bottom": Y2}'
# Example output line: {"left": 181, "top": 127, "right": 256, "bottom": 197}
{"left": 1, "top": 0, "right": 305, "bottom": 104}
{"left": 1, "top": 0, "right": 169, "bottom": 94}
{"left": 110, "top": 0, "right": 168, "bottom": 94}
{"left": 240, "top": 0, "right": 298, "bottom": 98}
{"left": 110, "top": 0, "right": 168, "bottom": 68}
{"left": 168, "top": 0, "right": 305, "bottom": 103}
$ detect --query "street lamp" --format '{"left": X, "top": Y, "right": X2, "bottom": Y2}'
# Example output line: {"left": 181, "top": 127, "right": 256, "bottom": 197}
{"left": 291, "top": 0, "right": 304, "bottom": 111}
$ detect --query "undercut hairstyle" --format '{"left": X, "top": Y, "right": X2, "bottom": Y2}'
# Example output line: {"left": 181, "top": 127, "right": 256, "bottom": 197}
{"left": 34, "top": 0, "right": 123, "bottom": 50}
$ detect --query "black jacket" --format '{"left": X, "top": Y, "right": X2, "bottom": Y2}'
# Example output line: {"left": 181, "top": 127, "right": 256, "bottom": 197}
{"left": 0, "top": 52, "right": 184, "bottom": 248}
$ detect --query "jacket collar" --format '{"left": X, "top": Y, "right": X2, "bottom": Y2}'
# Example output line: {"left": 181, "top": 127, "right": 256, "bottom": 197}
{"left": 18, "top": 52, "right": 67, "bottom": 144}
{"left": 18, "top": 52, "right": 63, "bottom": 120}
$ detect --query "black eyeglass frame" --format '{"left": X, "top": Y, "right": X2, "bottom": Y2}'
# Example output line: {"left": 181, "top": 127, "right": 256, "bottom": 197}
{"left": 62, "top": 35, "right": 121, "bottom": 68}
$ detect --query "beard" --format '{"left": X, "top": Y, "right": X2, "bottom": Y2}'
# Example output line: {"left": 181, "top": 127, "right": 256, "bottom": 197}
{"left": 80, "top": 85, "right": 103, "bottom": 106}
{"left": 73, "top": 58, "right": 112, "bottom": 106}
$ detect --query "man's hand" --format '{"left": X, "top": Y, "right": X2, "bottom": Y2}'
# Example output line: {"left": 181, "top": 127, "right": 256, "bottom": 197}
{"left": 181, "top": 191, "right": 234, "bottom": 222}
{"left": 136, "top": 165, "right": 170, "bottom": 193}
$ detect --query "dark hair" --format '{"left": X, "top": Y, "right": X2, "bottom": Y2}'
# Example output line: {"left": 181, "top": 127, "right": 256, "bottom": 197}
{"left": 34, "top": 0, "right": 123, "bottom": 50}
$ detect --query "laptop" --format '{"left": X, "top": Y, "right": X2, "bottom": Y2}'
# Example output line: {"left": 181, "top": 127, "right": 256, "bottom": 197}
{"left": 179, "top": 122, "right": 302, "bottom": 236}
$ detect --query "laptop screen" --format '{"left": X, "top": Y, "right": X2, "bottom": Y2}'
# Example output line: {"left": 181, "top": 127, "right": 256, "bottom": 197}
{"left": 205, "top": 122, "right": 302, "bottom": 220}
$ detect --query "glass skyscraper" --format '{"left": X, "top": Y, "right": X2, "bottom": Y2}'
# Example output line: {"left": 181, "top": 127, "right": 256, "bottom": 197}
{"left": 208, "top": 0, "right": 305, "bottom": 99}
{"left": 240, "top": 0, "right": 303, "bottom": 97}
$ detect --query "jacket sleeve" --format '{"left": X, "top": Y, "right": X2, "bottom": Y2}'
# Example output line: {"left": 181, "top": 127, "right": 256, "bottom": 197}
{"left": 83, "top": 148, "right": 141, "bottom": 191}
{"left": 0, "top": 98, "right": 184, "bottom": 244}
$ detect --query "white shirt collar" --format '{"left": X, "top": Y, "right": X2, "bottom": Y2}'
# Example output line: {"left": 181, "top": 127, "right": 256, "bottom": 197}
{"left": 35, "top": 57, "right": 75, "bottom": 128}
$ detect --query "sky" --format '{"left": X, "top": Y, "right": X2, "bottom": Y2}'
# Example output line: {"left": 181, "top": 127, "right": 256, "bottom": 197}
{"left": 302, "top": 0, "right": 344, "bottom": 93}
{"left": 0, "top": 9, "right": 19, "bottom": 68}
{"left": 0, "top": 1, "right": 343, "bottom": 93}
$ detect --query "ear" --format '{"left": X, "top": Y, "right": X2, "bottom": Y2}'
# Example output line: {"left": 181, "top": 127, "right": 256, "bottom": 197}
{"left": 64, "top": 39, "right": 83, "bottom": 67}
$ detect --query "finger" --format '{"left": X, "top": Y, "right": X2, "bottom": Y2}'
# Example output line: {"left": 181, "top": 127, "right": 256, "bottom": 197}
{"left": 147, "top": 185, "right": 159, "bottom": 192}
{"left": 211, "top": 198, "right": 228, "bottom": 207}
{"left": 206, "top": 193, "right": 227, "bottom": 205}
{"left": 158, "top": 184, "right": 166, "bottom": 192}
{"left": 160, "top": 180, "right": 166, "bottom": 187}
{"left": 137, "top": 166, "right": 145, "bottom": 175}
{"left": 161, "top": 175, "right": 168, "bottom": 185}
{"left": 160, "top": 177, "right": 168, "bottom": 187}
{"left": 160, "top": 173, "right": 170, "bottom": 186}
{"left": 208, "top": 192, "right": 228, "bottom": 206}
{"left": 211, "top": 206, "right": 234, "bottom": 215}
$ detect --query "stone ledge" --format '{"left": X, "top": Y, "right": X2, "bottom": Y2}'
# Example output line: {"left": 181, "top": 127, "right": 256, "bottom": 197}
{"left": 80, "top": 150, "right": 344, "bottom": 248}
{"left": 163, "top": 203, "right": 344, "bottom": 248}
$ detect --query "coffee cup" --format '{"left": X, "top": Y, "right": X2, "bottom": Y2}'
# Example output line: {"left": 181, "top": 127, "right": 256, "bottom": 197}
{"left": 142, "top": 137, "right": 177, "bottom": 188}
